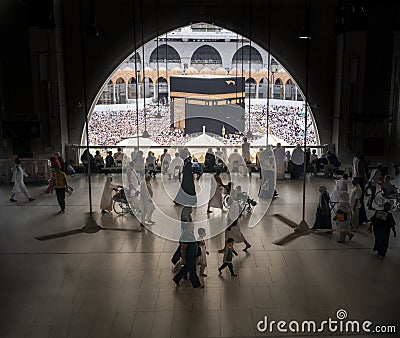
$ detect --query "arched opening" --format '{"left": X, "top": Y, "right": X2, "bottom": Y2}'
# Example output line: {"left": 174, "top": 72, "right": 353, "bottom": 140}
{"left": 155, "top": 77, "right": 168, "bottom": 102}
{"left": 191, "top": 45, "right": 222, "bottom": 69}
{"left": 245, "top": 78, "right": 257, "bottom": 99}
{"left": 149, "top": 44, "right": 181, "bottom": 64}
{"left": 127, "top": 53, "right": 141, "bottom": 67}
{"left": 142, "top": 77, "right": 154, "bottom": 99}
{"left": 285, "top": 79, "right": 296, "bottom": 100}
{"left": 232, "top": 45, "right": 263, "bottom": 66}
{"left": 127, "top": 77, "right": 137, "bottom": 100}
{"left": 115, "top": 77, "right": 126, "bottom": 104}
{"left": 273, "top": 78, "right": 283, "bottom": 99}
{"left": 258, "top": 78, "right": 269, "bottom": 99}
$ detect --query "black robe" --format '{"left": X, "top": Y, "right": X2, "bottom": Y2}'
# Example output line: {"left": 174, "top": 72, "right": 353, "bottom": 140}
{"left": 312, "top": 191, "right": 332, "bottom": 230}
{"left": 372, "top": 210, "right": 396, "bottom": 258}
{"left": 174, "top": 161, "right": 197, "bottom": 206}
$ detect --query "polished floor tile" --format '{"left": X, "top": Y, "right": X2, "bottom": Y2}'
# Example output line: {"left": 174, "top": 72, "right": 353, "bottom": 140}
{"left": 0, "top": 173, "right": 399, "bottom": 337}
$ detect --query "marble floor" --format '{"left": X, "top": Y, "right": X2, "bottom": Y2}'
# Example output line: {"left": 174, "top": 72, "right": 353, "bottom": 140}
{"left": 0, "top": 173, "right": 399, "bottom": 337}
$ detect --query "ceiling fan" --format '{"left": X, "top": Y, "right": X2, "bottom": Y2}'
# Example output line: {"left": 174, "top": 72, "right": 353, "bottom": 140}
{"left": 272, "top": 214, "right": 335, "bottom": 246}
{"left": 35, "top": 216, "right": 142, "bottom": 241}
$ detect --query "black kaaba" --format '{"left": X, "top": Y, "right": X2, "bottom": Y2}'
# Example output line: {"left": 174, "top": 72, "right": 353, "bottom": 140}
{"left": 170, "top": 75, "right": 245, "bottom": 135}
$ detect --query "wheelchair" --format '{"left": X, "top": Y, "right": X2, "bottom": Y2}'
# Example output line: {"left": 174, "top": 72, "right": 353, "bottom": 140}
{"left": 222, "top": 191, "right": 257, "bottom": 214}
{"left": 374, "top": 189, "right": 400, "bottom": 210}
{"left": 112, "top": 186, "right": 134, "bottom": 215}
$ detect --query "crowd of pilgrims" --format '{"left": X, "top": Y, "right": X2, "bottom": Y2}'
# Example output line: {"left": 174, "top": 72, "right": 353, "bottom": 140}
{"left": 311, "top": 153, "right": 397, "bottom": 261}
{"left": 94, "top": 145, "right": 261, "bottom": 288}
{"left": 88, "top": 103, "right": 317, "bottom": 147}
{"left": 86, "top": 145, "right": 398, "bottom": 288}
{"left": 9, "top": 143, "right": 397, "bottom": 289}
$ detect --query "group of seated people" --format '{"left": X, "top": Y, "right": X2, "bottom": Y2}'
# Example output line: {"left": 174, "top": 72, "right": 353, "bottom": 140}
{"left": 82, "top": 144, "right": 345, "bottom": 181}
{"left": 160, "top": 148, "right": 223, "bottom": 180}
{"left": 310, "top": 150, "right": 341, "bottom": 177}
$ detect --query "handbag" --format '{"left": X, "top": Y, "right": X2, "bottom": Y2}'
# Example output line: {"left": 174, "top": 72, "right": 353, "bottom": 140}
{"left": 67, "top": 185, "right": 74, "bottom": 196}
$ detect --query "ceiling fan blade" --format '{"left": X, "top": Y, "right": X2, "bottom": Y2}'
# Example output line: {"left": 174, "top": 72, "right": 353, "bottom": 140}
{"left": 273, "top": 232, "right": 302, "bottom": 246}
{"left": 272, "top": 214, "right": 298, "bottom": 229}
{"left": 101, "top": 227, "right": 143, "bottom": 233}
{"left": 313, "top": 228, "right": 336, "bottom": 233}
{"left": 35, "top": 228, "right": 84, "bottom": 241}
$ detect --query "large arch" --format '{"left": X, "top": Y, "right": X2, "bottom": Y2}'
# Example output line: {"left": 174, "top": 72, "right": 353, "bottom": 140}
{"left": 128, "top": 53, "right": 141, "bottom": 65}
{"left": 149, "top": 44, "right": 181, "bottom": 63}
{"left": 87, "top": 24, "right": 320, "bottom": 146}
{"left": 232, "top": 45, "right": 263, "bottom": 65}
{"left": 63, "top": 0, "right": 338, "bottom": 148}
{"left": 190, "top": 45, "right": 222, "bottom": 66}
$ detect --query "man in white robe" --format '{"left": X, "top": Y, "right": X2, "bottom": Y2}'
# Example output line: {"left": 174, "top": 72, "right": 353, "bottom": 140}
{"left": 160, "top": 149, "right": 171, "bottom": 174}
{"left": 167, "top": 153, "right": 184, "bottom": 179}
{"left": 10, "top": 158, "right": 35, "bottom": 202}
{"left": 228, "top": 149, "right": 246, "bottom": 175}
{"left": 139, "top": 174, "right": 155, "bottom": 226}
{"left": 123, "top": 165, "right": 140, "bottom": 197}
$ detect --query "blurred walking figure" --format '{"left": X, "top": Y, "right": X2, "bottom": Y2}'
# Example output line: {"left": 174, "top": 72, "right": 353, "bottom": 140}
{"left": 207, "top": 169, "right": 226, "bottom": 213}
{"left": 167, "top": 153, "right": 183, "bottom": 180}
{"left": 160, "top": 148, "right": 171, "bottom": 175}
{"left": 197, "top": 228, "right": 209, "bottom": 277}
{"left": 174, "top": 157, "right": 197, "bottom": 206}
{"left": 335, "top": 191, "right": 353, "bottom": 243}
{"left": 140, "top": 174, "right": 155, "bottom": 226}
{"left": 173, "top": 221, "right": 204, "bottom": 288}
{"left": 366, "top": 163, "right": 383, "bottom": 210}
{"left": 45, "top": 156, "right": 61, "bottom": 194}
{"left": 350, "top": 178, "right": 362, "bottom": 230}
{"left": 52, "top": 166, "right": 68, "bottom": 214}
{"left": 10, "top": 158, "right": 35, "bottom": 202}
{"left": 370, "top": 202, "right": 397, "bottom": 260}
{"left": 218, "top": 238, "right": 238, "bottom": 277}
{"left": 312, "top": 185, "right": 332, "bottom": 232}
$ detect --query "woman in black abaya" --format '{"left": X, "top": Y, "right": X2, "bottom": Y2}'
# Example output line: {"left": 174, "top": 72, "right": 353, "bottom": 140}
{"left": 371, "top": 202, "right": 397, "bottom": 260}
{"left": 312, "top": 185, "right": 332, "bottom": 232}
{"left": 174, "top": 157, "right": 197, "bottom": 206}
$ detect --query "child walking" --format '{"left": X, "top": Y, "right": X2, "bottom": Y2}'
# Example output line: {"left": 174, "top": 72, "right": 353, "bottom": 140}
{"left": 218, "top": 238, "right": 238, "bottom": 276}
{"left": 197, "top": 228, "right": 209, "bottom": 277}
{"left": 52, "top": 166, "right": 68, "bottom": 214}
